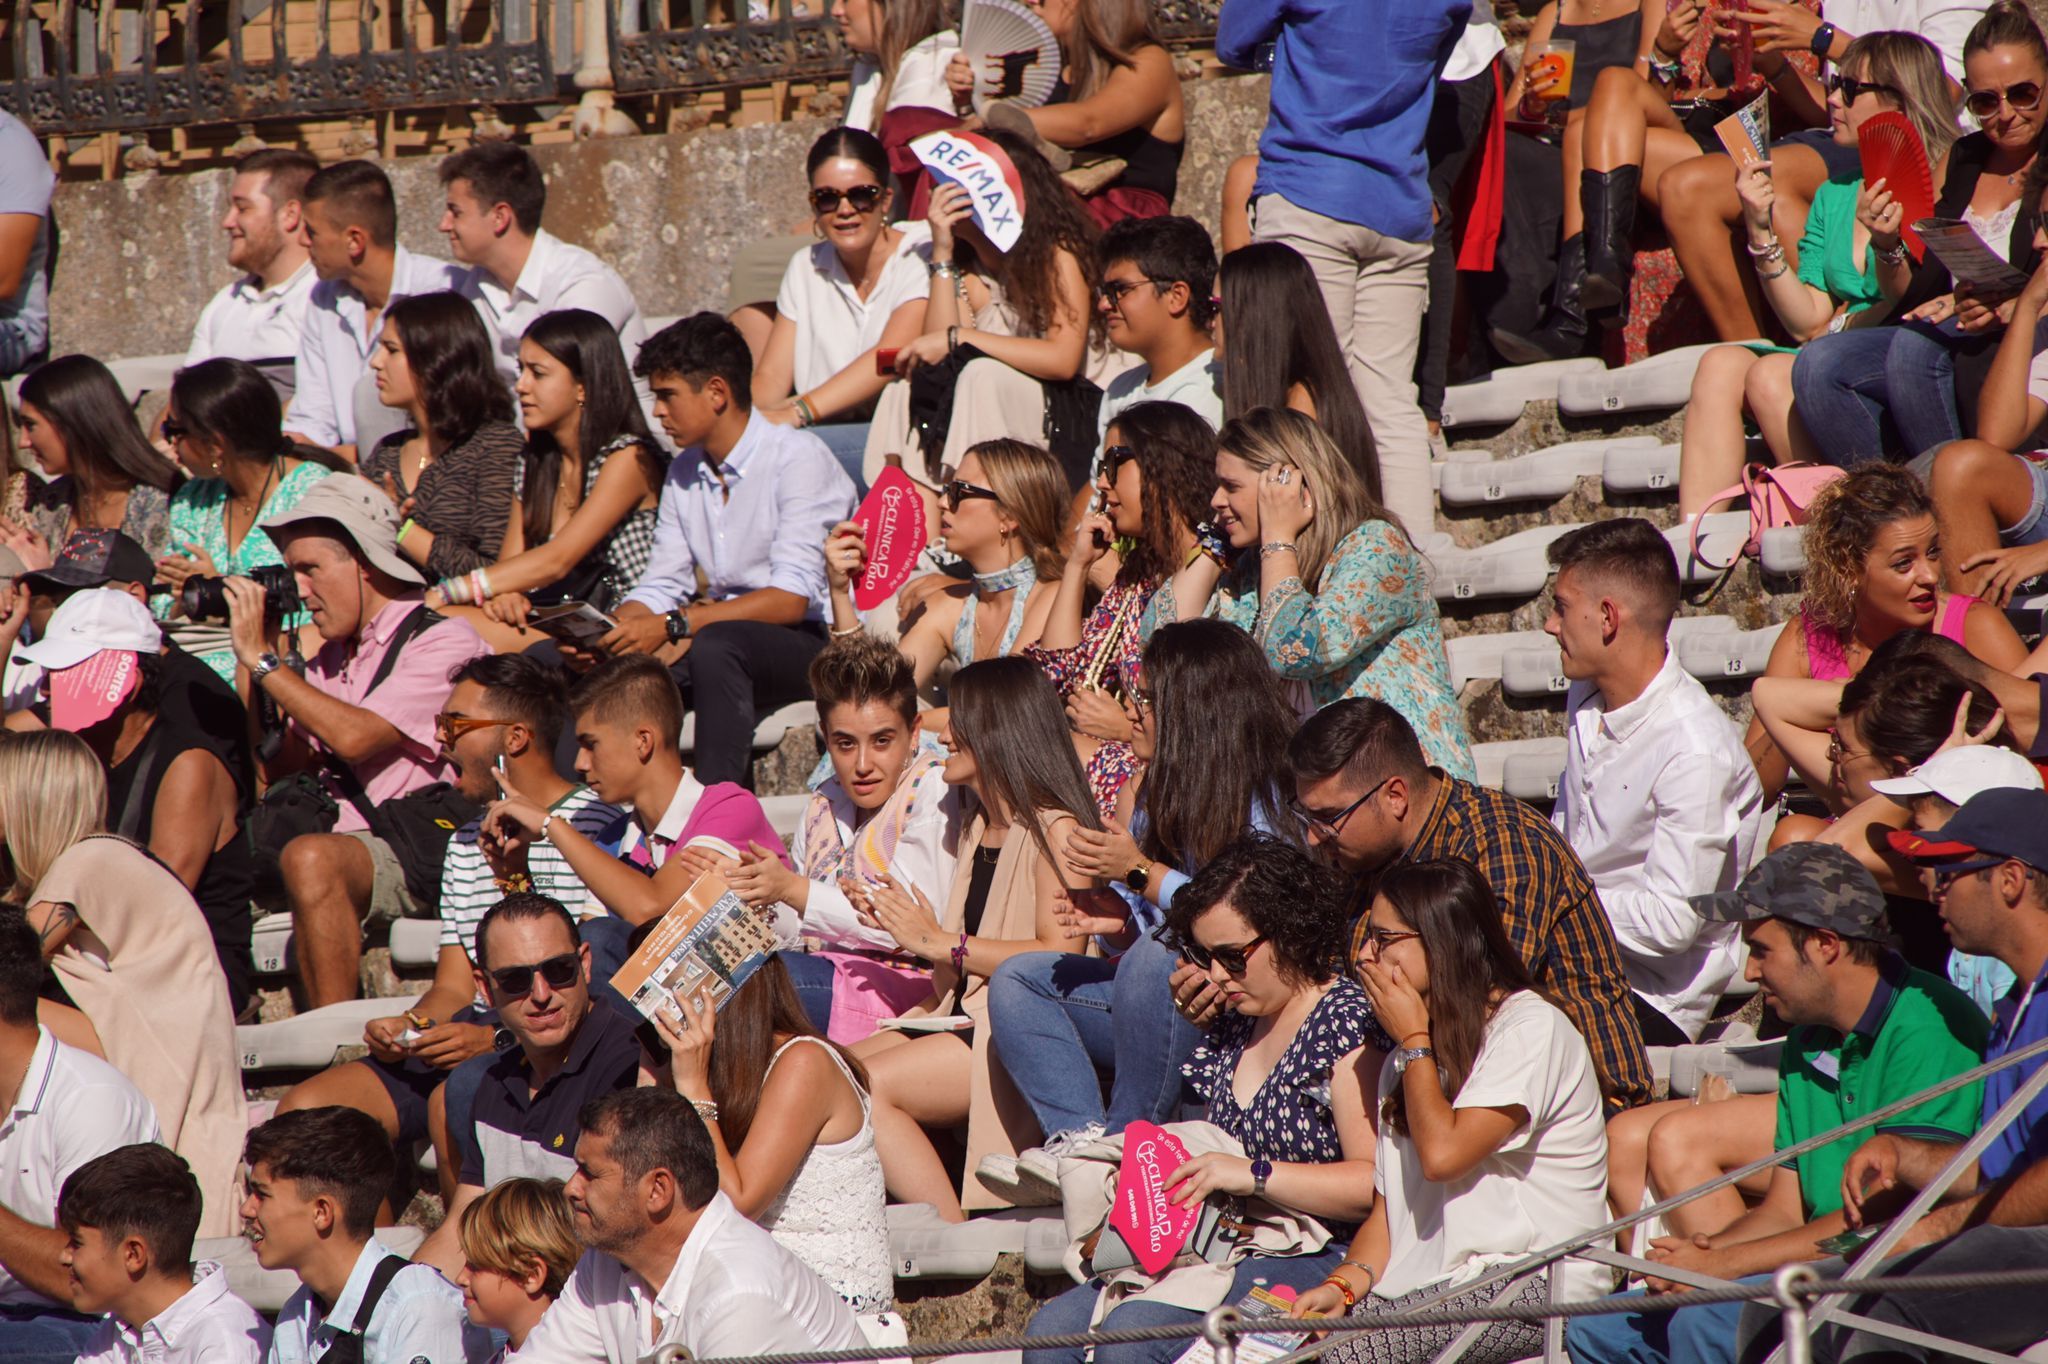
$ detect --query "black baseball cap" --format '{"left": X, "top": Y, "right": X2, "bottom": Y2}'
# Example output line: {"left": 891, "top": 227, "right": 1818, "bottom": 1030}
{"left": 22, "top": 530, "right": 156, "bottom": 593}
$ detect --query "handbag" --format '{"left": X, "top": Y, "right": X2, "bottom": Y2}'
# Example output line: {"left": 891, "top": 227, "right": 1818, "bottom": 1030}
{"left": 1082, "top": 1196, "right": 1255, "bottom": 1275}
{"left": 1688, "top": 461, "right": 1844, "bottom": 571}
{"left": 246, "top": 771, "right": 342, "bottom": 901}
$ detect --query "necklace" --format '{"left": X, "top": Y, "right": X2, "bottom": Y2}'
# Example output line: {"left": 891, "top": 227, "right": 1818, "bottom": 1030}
{"left": 972, "top": 555, "right": 1037, "bottom": 595}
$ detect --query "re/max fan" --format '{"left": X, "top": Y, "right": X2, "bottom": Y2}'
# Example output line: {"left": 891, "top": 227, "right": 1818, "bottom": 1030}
{"left": 1858, "top": 111, "right": 1936, "bottom": 260}
{"left": 962, "top": 0, "right": 1061, "bottom": 113}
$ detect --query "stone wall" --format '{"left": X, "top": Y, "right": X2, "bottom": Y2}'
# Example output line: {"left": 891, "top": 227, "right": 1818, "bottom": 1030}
{"left": 46, "top": 74, "right": 1271, "bottom": 363}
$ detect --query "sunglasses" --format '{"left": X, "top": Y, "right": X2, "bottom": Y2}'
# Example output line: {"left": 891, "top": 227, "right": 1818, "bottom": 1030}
{"left": 1153, "top": 923, "right": 1268, "bottom": 976}
{"left": 943, "top": 478, "right": 1002, "bottom": 510}
{"left": 1103, "top": 443, "right": 1138, "bottom": 480}
{"left": 1099, "top": 277, "right": 1163, "bottom": 307}
{"left": 1291, "top": 775, "right": 1392, "bottom": 840}
{"left": 810, "top": 184, "right": 887, "bottom": 215}
{"left": 436, "top": 713, "right": 515, "bottom": 743}
{"left": 1824, "top": 73, "right": 1902, "bottom": 103}
{"left": 488, "top": 951, "right": 581, "bottom": 998}
{"left": 1966, "top": 80, "right": 2045, "bottom": 118}
{"left": 160, "top": 419, "right": 189, "bottom": 441}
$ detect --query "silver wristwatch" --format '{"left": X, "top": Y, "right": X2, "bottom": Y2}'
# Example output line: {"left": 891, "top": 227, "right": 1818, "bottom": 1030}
{"left": 249, "top": 651, "right": 284, "bottom": 681}
{"left": 1392, "top": 1045, "right": 1435, "bottom": 1076}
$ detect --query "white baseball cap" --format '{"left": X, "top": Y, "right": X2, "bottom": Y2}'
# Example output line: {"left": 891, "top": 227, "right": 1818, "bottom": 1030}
{"left": 1870, "top": 746, "right": 2045, "bottom": 805}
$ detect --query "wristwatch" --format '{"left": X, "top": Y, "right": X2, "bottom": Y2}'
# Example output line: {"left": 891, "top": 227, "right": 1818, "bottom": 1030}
{"left": 1809, "top": 20, "right": 1837, "bottom": 58}
{"left": 249, "top": 652, "right": 284, "bottom": 682}
{"left": 1249, "top": 1158, "right": 1272, "bottom": 1197}
{"left": 1124, "top": 860, "right": 1152, "bottom": 894}
{"left": 1393, "top": 1045, "right": 1436, "bottom": 1076}
{"left": 664, "top": 608, "right": 692, "bottom": 644}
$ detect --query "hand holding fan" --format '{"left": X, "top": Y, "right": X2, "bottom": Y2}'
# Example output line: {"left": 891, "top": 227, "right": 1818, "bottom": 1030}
{"left": 1859, "top": 111, "right": 1936, "bottom": 260}
{"left": 961, "top": 0, "right": 1061, "bottom": 114}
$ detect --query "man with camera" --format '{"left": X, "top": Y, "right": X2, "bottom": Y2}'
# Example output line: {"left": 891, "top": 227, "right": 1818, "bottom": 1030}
{"left": 227, "top": 473, "right": 490, "bottom": 1008}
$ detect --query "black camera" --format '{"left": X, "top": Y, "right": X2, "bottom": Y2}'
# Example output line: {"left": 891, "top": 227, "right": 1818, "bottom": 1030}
{"left": 181, "top": 564, "right": 301, "bottom": 622}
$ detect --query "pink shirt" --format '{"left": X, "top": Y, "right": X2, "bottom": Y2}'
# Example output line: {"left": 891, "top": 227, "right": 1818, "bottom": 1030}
{"left": 614, "top": 771, "right": 793, "bottom": 872}
{"left": 291, "top": 598, "right": 492, "bottom": 832}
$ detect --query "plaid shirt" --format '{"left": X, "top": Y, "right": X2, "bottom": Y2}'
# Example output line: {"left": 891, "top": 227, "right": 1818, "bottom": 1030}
{"left": 1353, "top": 774, "right": 1655, "bottom": 1111}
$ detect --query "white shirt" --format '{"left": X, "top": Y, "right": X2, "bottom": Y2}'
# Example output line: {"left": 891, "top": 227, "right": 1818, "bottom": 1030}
{"left": 284, "top": 247, "right": 466, "bottom": 448}
{"left": 456, "top": 229, "right": 649, "bottom": 385}
{"left": 776, "top": 224, "right": 933, "bottom": 397}
{"left": 1375, "top": 992, "right": 1611, "bottom": 1303}
{"left": 1441, "top": 6, "right": 1505, "bottom": 83}
{"left": 1092, "top": 348, "right": 1224, "bottom": 478}
{"left": 76, "top": 1261, "right": 270, "bottom": 1364}
{"left": 1553, "top": 651, "right": 1764, "bottom": 1040}
{"left": 844, "top": 31, "right": 963, "bottom": 130}
{"left": 0, "top": 1027, "right": 161, "bottom": 1308}
{"left": 186, "top": 262, "right": 319, "bottom": 369}
{"left": 268, "top": 1238, "right": 476, "bottom": 1364}
{"left": 1823, "top": 0, "right": 1989, "bottom": 83}
{"left": 517, "top": 1191, "right": 863, "bottom": 1362}
{"left": 788, "top": 762, "right": 965, "bottom": 953}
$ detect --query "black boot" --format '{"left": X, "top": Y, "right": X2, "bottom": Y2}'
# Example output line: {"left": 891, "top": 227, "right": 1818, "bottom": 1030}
{"left": 1580, "top": 165, "right": 1642, "bottom": 312}
{"left": 1491, "top": 234, "right": 1590, "bottom": 365}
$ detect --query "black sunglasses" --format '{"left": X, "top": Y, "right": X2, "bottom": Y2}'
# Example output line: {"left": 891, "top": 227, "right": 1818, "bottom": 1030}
{"left": 1152, "top": 923, "right": 1268, "bottom": 976}
{"left": 161, "top": 419, "right": 188, "bottom": 440}
{"left": 1825, "top": 72, "right": 1903, "bottom": 103}
{"left": 1965, "top": 80, "right": 2045, "bottom": 118}
{"left": 810, "top": 184, "right": 887, "bottom": 215}
{"left": 1099, "top": 277, "right": 1163, "bottom": 307}
{"left": 1102, "top": 443, "right": 1138, "bottom": 480}
{"left": 943, "top": 478, "right": 1002, "bottom": 510}
{"left": 488, "top": 951, "right": 581, "bottom": 998}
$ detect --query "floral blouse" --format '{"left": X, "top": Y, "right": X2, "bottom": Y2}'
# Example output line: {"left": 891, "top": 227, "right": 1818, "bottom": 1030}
{"left": 1026, "top": 572, "right": 1162, "bottom": 821}
{"left": 155, "top": 460, "right": 327, "bottom": 680}
{"left": 19, "top": 476, "right": 173, "bottom": 564}
{"left": 1143, "top": 521, "right": 1475, "bottom": 780}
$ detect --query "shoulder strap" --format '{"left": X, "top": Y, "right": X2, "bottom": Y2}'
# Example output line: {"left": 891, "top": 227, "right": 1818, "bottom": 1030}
{"left": 350, "top": 1255, "right": 410, "bottom": 1335}
{"left": 113, "top": 722, "right": 175, "bottom": 840}
{"left": 364, "top": 604, "right": 445, "bottom": 697}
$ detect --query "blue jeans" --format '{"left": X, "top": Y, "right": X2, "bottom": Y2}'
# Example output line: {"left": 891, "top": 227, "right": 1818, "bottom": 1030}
{"left": 1026, "top": 1247, "right": 1344, "bottom": 1364}
{"left": 988, "top": 931, "right": 1201, "bottom": 1141}
{"left": 1790, "top": 323, "right": 1962, "bottom": 466}
{"left": 811, "top": 422, "right": 872, "bottom": 495}
{"left": 778, "top": 948, "right": 838, "bottom": 1036}
{"left": 1565, "top": 1285, "right": 1755, "bottom": 1364}
{"left": 0, "top": 1306, "right": 104, "bottom": 1362}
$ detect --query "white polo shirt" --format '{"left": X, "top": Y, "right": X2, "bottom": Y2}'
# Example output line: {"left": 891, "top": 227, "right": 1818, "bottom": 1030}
{"left": 776, "top": 224, "right": 933, "bottom": 398}
{"left": 185, "top": 261, "right": 318, "bottom": 369}
{"left": 76, "top": 1260, "right": 270, "bottom": 1364}
{"left": 457, "top": 228, "right": 649, "bottom": 385}
{"left": 0, "top": 1027, "right": 161, "bottom": 1308}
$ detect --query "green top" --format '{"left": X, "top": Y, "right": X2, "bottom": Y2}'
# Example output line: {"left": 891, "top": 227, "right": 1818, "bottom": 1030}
{"left": 154, "top": 459, "right": 327, "bottom": 682}
{"left": 1774, "top": 955, "right": 1989, "bottom": 1218}
{"left": 1795, "top": 177, "right": 1887, "bottom": 315}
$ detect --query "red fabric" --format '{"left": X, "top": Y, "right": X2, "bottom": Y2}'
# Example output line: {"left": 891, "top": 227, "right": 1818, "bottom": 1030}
{"left": 1082, "top": 186, "right": 1170, "bottom": 231}
{"left": 1454, "top": 63, "right": 1507, "bottom": 272}
{"left": 881, "top": 104, "right": 965, "bottom": 221}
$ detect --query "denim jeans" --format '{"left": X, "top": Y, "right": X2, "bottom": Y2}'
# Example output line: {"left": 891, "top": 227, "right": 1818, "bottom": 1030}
{"left": 1025, "top": 1247, "right": 1345, "bottom": 1364}
{"left": 1790, "top": 322, "right": 1962, "bottom": 466}
{"left": 1565, "top": 1285, "right": 1753, "bottom": 1364}
{"left": 778, "top": 948, "right": 838, "bottom": 1036}
{"left": 811, "top": 422, "right": 873, "bottom": 495}
{"left": 987, "top": 930, "right": 1201, "bottom": 1142}
{"left": 0, "top": 1306, "right": 105, "bottom": 1362}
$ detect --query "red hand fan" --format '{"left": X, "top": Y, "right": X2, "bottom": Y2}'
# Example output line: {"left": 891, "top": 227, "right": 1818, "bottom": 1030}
{"left": 1858, "top": 111, "right": 1937, "bottom": 261}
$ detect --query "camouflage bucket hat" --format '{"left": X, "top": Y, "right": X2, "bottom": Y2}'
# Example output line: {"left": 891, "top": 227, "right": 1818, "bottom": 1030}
{"left": 1689, "top": 842, "right": 1887, "bottom": 937}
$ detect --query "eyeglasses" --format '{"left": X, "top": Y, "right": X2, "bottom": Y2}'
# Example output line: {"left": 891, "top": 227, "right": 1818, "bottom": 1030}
{"left": 1358, "top": 925, "right": 1422, "bottom": 955}
{"left": 488, "top": 951, "right": 581, "bottom": 998}
{"left": 1292, "top": 775, "right": 1392, "bottom": 839}
{"left": 1126, "top": 687, "right": 1155, "bottom": 712}
{"left": 1965, "top": 80, "right": 2044, "bottom": 118}
{"left": 1099, "top": 277, "right": 1163, "bottom": 308}
{"left": 1824, "top": 73, "right": 1903, "bottom": 103}
{"left": 436, "top": 713, "right": 515, "bottom": 743}
{"left": 943, "top": 479, "right": 1002, "bottom": 510}
{"left": 809, "top": 184, "right": 887, "bottom": 215}
{"left": 1153, "top": 923, "right": 1269, "bottom": 976}
{"left": 1103, "top": 444, "right": 1138, "bottom": 480}
{"left": 1825, "top": 729, "right": 1873, "bottom": 767}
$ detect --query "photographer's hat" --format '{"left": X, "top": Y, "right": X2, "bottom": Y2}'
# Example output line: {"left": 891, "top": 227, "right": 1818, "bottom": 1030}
{"left": 259, "top": 473, "right": 425, "bottom": 586}
{"left": 17, "top": 590, "right": 162, "bottom": 730}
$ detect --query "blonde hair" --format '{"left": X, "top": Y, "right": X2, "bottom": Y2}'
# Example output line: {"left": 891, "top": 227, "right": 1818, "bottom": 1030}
{"left": 0, "top": 731, "right": 106, "bottom": 901}
{"left": 458, "top": 1178, "right": 582, "bottom": 1299}
{"left": 1216, "top": 407, "right": 1399, "bottom": 584}
{"left": 966, "top": 438, "right": 1070, "bottom": 580}
{"left": 1067, "top": 0, "right": 1159, "bottom": 100}
{"left": 1842, "top": 32, "right": 1960, "bottom": 166}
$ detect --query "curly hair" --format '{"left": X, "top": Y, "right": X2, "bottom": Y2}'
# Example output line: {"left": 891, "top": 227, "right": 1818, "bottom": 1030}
{"left": 1799, "top": 464, "right": 1935, "bottom": 634}
{"left": 1107, "top": 400, "right": 1218, "bottom": 583}
{"left": 1165, "top": 832, "right": 1348, "bottom": 987}
{"left": 946, "top": 126, "right": 1102, "bottom": 348}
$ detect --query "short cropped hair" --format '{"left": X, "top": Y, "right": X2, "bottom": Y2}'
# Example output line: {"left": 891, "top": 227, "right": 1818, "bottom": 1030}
{"left": 1547, "top": 516, "right": 1681, "bottom": 628}
{"left": 474, "top": 892, "right": 581, "bottom": 973}
{"left": 440, "top": 142, "right": 547, "bottom": 236}
{"left": 0, "top": 904, "right": 42, "bottom": 1026}
{"left": 458, "top": 1178, "right": 582, "bottom": 1297}
{"left": 58, "top": 1144, "right": 204, "bottom": 1275}
{"left": 1285, "top": 697, "right": 1428, "bottom": 794}
{"left": 453, "top": 653, "right": 571, "bottom": 752}
{"left": 579, "top": 1089, "right": 719, "bottom": 1210}
{"left": 634, "top": 313, "right": 753, "bottom": 411}
{"left": 809, "top": 632, "right": 917, "bottom": 726}
{"left": 1097, "top": 214, "right": 1218, "bottom": 329}
{"left": 236, "top": 147, "right": 319, "bottom": 209}
{"left": 302, "top": 160, "right": 398, "bottom": 249}
{"left": 243, "top": 1107, "right": 396, "bottom": 1240}
{"left": 569, "top": 654, "right": 684, "bottom": 750}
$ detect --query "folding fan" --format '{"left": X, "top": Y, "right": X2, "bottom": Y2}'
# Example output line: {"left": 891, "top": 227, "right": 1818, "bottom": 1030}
{"left": 1859, "top": 111, "right": 1937, "bottom": 261}
{"left": 961, "top": 0, "right": 1062, "bottom": 114}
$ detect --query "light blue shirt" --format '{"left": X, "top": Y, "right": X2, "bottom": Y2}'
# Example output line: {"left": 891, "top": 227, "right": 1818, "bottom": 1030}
{"left": 623, "top": 408, "right": 858, "bottom": 623}
{"left": 267, "top": 1239, "right": 478, "bottom": 1364}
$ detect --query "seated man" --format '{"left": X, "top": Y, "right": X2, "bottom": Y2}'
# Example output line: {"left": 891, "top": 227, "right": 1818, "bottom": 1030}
{"left": 1546, "top": 517, "right": 1765, "bottom": 1044}
{"left": 186, "top": 148, "right": 320, "bottom": 397}
{"left": 587, "top": 313, "right": 857, "bottom": 786}
{"left": 515, "top": 1088, "right": 864, "bottom": 1359}
{"left": 227, "top": 473, "right": 491, "bottom": 1006}
{"left": 0, "top": 906, "right": 160, "bottom": 1356}
{"left": 1565, "top": 844, "right": 1988, "bottom": 1364}
{"left": 0, "top": 105, "right": 53, "bottom": 378}
{"left": 412, "top": 893, "right": 643, "bottom": 1277}
{"left": 1092, "top": 215, "right": 1222, "bottom": 487}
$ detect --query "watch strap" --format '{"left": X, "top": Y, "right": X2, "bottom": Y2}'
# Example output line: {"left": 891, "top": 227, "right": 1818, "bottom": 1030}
{"left": 1810, "top": 20, "right": 1835, "bottom": 57}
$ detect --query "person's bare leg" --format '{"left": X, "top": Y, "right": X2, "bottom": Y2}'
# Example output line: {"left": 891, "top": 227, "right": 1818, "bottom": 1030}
{"left": 1583, "top": 68, "right": 1669, "bottom": 174}
{"left": 277, "top": 1060, "right": 404, "bottom": 1142}
{"left": 282, "top": 832, "right": 377, "bottom": 1008}
{"left": 1607, "top": 1098, "right": 1692, "bottom": 1252}
{"left": 1932, "top": 439, "right": 2040, "bottom": 593}
{"left": 1646, "top": 1093, "right": 1778, "bottom": 1238}
{"left": 730, "top": 303, "right": 777, "bottom": 368}
{"left": 1679, "top": 346, "right": 1763, "bottom": 517}
{"left": 1660, "top": 153, "right": 1770, "bottom": 340}
{"left": 1562, "top": 111, "right": 1589, "bottom": 240}
{"left": 427, "top": 1079, "right": 460, "bottom": 1206}
{"left": 862, "top": 1036, "right": 972, "bottom": 1222}
{"left": 1745, "top": 352, "right": 1806, "bottom": 465}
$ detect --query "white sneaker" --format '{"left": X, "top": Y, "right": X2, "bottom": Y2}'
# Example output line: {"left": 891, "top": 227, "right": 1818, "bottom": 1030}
{"left": 1013, "top": 1122, "right": 1107, "bottom": 1199}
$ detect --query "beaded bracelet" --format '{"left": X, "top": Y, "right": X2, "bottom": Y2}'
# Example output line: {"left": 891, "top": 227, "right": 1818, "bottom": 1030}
{"left": 949, "top": 932, "right": 969, "bottom": 973}
{"left": 438, "top": 575, "right": 469, "bottom": 605}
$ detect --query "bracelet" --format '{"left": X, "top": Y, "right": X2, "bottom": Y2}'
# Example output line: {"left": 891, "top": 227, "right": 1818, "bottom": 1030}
{"left": 1259, "top": 541, "right": 1298, "bottom": 560}
{"left": 469, "top": 568, "right": 491, "bottom": 604}
{"left": 949, "top": 931, "right": 969, "bottom": 972}
{"left": 1756, "top": 261, "right": 1790, "bottom": 282}
{"left": 829, "top": 622, "right": 864, "bottom": 637}
{"left": 538, "top": 812, "right": 556, "bottom": 841}
{"left": 1647, "top": 54, "right": 1683, "bottom": 83}
{"left": 438, "top": 575, "right": 469, "bottom": 605}
{"left": 1746, "top": 237, "right": 1784, "bottom": 261}
{"left": 398, "top": 517, "right": 417, "bottom": 542}
{"left": 1876, "top": 241, "right": 1910, "bottom": 267}
{"left": 930, "top": 261, "right": 963, "bottom": 280}
{"left": 1319, "top": 1275, "right": 1358, "bottom": 1311}
{"left": 691, "top": 1099, "right": 720, "bottom": 1123}
{"left": 794, "top": 395, "right": 819, "bottom": 428}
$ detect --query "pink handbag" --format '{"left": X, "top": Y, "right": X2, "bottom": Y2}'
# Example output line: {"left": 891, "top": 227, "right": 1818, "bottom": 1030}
{"left": 1688, "top": 461, "right": 1844, "bottom": 571}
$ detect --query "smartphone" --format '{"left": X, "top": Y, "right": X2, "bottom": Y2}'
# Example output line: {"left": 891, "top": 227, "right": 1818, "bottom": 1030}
{"left": 495, "top": 753, "right": 508, "bottom": 777}
{"left": 1816, "top": 1226, "right": 1879, "bottom": 1256}
{"left": 876, "top": 347, "right": 900, "bottom": 375}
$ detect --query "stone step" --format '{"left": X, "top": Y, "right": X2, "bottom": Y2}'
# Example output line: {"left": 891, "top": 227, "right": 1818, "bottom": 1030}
{"left": 1558, "top": 343, "right": 1719, "bottom": 418}
{"left": 1439, "top": 358, "right": 1607, "bottom": 429}
{"left": 1434, "top": 436, "right": 1662, "bottom": 508}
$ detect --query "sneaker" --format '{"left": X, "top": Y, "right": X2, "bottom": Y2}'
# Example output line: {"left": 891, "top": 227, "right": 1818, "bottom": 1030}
{"left": 1013, "top": 1122, "right": 1107, "bottom": 1198}
{"left": 975, "top": 1151, "right": 1060, "bottom": 1207}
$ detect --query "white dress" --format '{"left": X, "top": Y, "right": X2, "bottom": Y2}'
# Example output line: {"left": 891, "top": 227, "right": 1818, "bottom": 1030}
{"left": 757, "top": 1037, "right": 896, "bottom": 1314}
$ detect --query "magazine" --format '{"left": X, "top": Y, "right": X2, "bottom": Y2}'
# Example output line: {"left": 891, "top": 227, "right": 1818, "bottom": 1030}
{"left": 609, "top": 861, "right": 781, "bottom": 1020}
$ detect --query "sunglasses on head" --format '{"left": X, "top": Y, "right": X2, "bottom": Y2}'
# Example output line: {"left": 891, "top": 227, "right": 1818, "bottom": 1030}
{"left": 1824, "top": 72, "right": 1902, "bottom": 103}
{"left": 1966, "top": 80, "right": 2045, "bottom": 118}
{"left": 1151, "top": 923, "right": 1268, "bottom": 976}
{"left": 810, "top": 184, "right": 887, "bottom": 215}
{"left": 488, "top": 951, "right": 581, "bottom": 998}
{"left": 943, "top": 478, "right": 1002, "bottom": 510}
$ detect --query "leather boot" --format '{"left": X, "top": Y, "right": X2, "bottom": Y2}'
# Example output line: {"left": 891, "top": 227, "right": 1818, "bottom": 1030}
{"left": 1580, "top": 165, "right": 1642, "bottom": 312}
{"left": 1491, "top": 234, "right": 1590, "bottom": 365}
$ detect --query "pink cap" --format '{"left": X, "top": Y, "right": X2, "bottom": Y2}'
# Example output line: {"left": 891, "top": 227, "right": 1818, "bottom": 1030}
{"left": 46, "top": 649, "right": 140, "bottom": 731}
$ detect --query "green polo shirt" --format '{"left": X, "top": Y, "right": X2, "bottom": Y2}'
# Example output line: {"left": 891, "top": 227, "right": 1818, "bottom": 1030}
{"left": 1775, "top": 954, "right": 1989, "bottom": 1217}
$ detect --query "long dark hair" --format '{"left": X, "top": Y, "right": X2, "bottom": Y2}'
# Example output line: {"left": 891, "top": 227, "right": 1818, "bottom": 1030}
{"left": 384, "top": 291, "right": 514, "bottom": 445}
{"left": 18, "top": 356, "right": 182, "bottom": 494}
{"left": 1111, "top": 400, "right": 1217, "bottom": 584}
{"left": 169, "top": 358, "right": 348, "bottom": 473}
{"left": 1138, "top": 620, "right": 1298, "bottom": 868}
{"left": 1217, "top": 243, "right": 1379, "bottom": 502}
{"left": 947, "top": 657, "right": 1104, "bottom": 869}
{"left": 517, "top": 309, "right": 657, "bottom": 551}
{"left": 706, "top": 956, "right": 867, "bottom": 1148}
{"left": 950, "top": 126, "right": 1102, "bottom": 346}
{"left": 1838, "top": 634, "right": 2012, "bottom": 772}
{"left": 1372, "top": 858, "right": 1542, "bottom": 1137}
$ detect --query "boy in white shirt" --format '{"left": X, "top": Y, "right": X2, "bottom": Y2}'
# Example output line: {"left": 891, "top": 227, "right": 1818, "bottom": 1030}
{"left": 61, "top": 1143, "right": 269, "bottom": 1364}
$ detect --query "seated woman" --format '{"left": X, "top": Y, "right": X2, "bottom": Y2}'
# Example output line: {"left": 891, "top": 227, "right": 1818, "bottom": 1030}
{"left": 0, "top": 731, "right": 243, "bottom": 1239}
{"left": 1023, "top": 833, "right": 1380, "bottom": 1364}
{"left": 1677, "top": 32, "right": 1958, "bottom": 518}
{"left": 851, "top": 656, "right": 1106, "bottom": 1221}
{"left": 984, "top": 618, "right": 1301, "bottom": 1203}
{"left": 732, "top": 634, "right": 966, "bottom": 1042}
{"left": 1792, "top": 3, "right": 2048, "bottom": 461}
{"left": 5, "top": 354, "right": 182, "bottom": 566}
{"left": 1744, "top": 463, "right": 2028, "bottom": 797}
{"left": 1215, "top": 243, "right": 1380, "bottom": 500}
{"left": 360, "top": 290, "right": 525, "bottom": 581}
{"left": 1148, "top": 407, "right": 1475, "bottom": 780}
{"left": 827, "top": 438, "right": 1066, "bottom": 685}
{"left": 1287, "top": 858, "right": 1611, "bottom": 1362}
{"left": 753, "top": 128, "right": 935, "bottom": 483}
{"left": 153, "top": 357, "right": 345, "bottom": 680}
{"left": 654, "top": 957, "right": 895, "bottom": 1321}
{"left": 456, "top": 1178, "right": 583, "bottom": 1360}
{"left": 1029, "top": 400, "right": 1220, "bottom": 819}
{"left": 945, "top": 0, "right": 1185, "bottom": 228}
{"left": 425, "top": 308, "right": 666, "bottom": 652}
